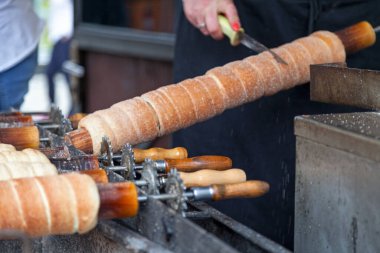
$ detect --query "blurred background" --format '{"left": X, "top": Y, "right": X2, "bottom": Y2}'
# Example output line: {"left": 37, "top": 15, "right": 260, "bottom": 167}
{"left": 23, "top": 0, "right": 176, "bottom": 116}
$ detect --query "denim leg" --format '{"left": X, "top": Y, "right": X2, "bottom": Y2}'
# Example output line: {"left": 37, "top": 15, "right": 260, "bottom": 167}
{"left": 46, "top": 39, "right": 71, "bottom": 104}
{"left": 0, "top": 49, "right": 38, "bottom": 112}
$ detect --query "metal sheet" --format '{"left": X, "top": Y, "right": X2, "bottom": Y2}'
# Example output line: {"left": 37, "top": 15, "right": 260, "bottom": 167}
{"left": 294, "top": 112, "right": 380, "bottom": 162}
{"left": 190, "top": 202, "right": 291, "bottom": 253}
{"left": 310, "top": 64, "right": 380, "bottom": 110}
{"left": 0, "top": 221, "right": 170, "bottom": 253}
{"left": 295, "top": 114, "right": 380, "bottom": 253}
{"left": 121, "top": 199, "right": 239, "bottom": 253}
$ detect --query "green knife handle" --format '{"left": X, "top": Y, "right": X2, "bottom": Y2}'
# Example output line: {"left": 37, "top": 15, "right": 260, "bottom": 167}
{"left": 218, "top": 15, "right": 243, "bottom": 46}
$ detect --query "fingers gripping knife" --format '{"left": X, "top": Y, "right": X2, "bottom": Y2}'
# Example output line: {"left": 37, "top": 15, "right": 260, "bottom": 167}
{"left": 218, "top": 15, "right": 288, "bottom": 65}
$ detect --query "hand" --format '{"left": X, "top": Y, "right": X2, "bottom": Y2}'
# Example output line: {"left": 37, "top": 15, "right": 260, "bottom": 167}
{"left": 182, "top": 0, "right": 241, "bottom": 40}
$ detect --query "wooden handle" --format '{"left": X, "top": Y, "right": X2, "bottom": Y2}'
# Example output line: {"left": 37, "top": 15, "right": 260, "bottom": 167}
{"left": 97, "top": 182, "right": 139, "bottom": 220}
{"left": 65, "top": 128, "right": 93, "bottom": 154}
{"left": 68, "top": 113, "right": 87, "bottom": 129}
{"left": 211, "top": 180, "right": 269, "bottom": 201}
{"left": 165, "top": 156, "right": 232, "bottom": 173}
{"left": 0, "top": 126, "right": 39, "bottom": 150}
{"left": 79, "top": 169, "right": 108, "bottom": 184}
{"left": 335, "top": 21, "right": 376, "bottom": 54}
{"left": 134, "top": 147, "right": 188, "bottom": 163}
{"left": 179, "top": 168, "right": 246, "bottom": 187}
{"left": 218, "top": 15, "right": 243, "bottom": 46}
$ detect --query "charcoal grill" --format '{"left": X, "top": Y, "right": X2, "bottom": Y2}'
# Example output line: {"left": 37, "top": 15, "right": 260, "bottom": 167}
{"left": 0, "top": 198, "right": 290, "bottom": 253}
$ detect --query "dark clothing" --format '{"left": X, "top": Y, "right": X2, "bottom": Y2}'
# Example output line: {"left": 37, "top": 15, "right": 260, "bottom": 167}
{"left": 173, "top": 0, "right": 380, "bottom": 249}
{"left": 46, "top": 38, "right": 71, "bottom": 104}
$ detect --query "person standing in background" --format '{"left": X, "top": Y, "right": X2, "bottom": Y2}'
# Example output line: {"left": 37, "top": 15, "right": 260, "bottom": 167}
{"left": 0, "top": 0, "right": 44, "bottom": 112}
{"left": 174, "top": 0, "right": 380, "bottom": 249}
{"left": 45, "top": 0, "right": 73, "bottom": 110}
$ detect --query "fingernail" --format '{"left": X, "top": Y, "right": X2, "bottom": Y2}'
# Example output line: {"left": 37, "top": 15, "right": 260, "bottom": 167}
{"left": 232, "top": 22, "right": 240, "bottom": 31}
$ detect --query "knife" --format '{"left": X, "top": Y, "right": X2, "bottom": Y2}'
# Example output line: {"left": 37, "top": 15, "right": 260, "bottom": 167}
{"left": 218, "top": 15, "right": 288, "bottom": 65}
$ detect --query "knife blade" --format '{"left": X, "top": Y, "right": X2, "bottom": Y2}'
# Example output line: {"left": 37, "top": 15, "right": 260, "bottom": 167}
{"left": 239, "top": 33, "right": 288, "bottom": 65}
{"left": 218, "top": 15, "right": 288, "bottom": 65}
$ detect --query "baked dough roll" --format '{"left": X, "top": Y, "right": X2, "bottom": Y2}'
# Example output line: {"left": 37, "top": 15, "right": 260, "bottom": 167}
{"left": 0, "top": 174, "right": 100, "bottom": 237}
{"left": 269, "top": 46, "right": 300, "bottom": 90}
{"left": 157, "top": 84, "right": 197, "bottom": 129}
{"left": 112, "top": 97, "right": 159, "bottom": 144}
{"left": 244, "top": 53, "right": 284, "bottom": 96}
{"left": 224, "top": 60, "right": 265, "bottom": 101}
{"left": 310, "top": 31, "right": 346, "bottom": 62}
{"left": 0, "top": 162, "right": 57, "bottom": 181}
{"left": 194, "top": 75, "right": 227, "bottom": 115}
{"left": 72, "top": 30, "right": 348, "bottom": 154}
{"left": 178, "top": 79, "right": 217, "bottom": 122}
{"left": 0, "top": 149, "right": 50, "bottom": 163}
{"left": 105, "top": 106, "right": 140, "bottom": 148}
{"left": 294, "top": 36, "right": 334, "bottom": 65}
{"left": 206, "top": 66, "right": 248, "bottom": 108}
{"left": 141, "top": 90, "right": 180, "bottom": 136}
{"left": 78, "top": 114, "right": 109, "bottom": 155}
{"left": 280, "top": 42, "right": 314, "bottom": 85}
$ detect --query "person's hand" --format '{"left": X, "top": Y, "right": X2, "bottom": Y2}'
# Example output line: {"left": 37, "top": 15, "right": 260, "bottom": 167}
{"left": 182, "top": 0, "right": 241, "bottom": 40}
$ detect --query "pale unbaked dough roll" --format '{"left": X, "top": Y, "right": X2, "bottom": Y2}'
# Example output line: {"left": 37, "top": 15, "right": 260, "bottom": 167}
{"left": 63, "top": 173, "right": 100, "bottom": 233}
{"left": 39, "top": 174, "right": 77, "bottom": 234}
{"left": 0, "top": 143, "right": 16, "bottom": 152}
{"left": 0, "top": 174, "right": 100, "bottom": 237}
{"left": 224, "top": 60, "right": 265, "bottom": 102}
{"left": 157, "top": 84, "right": 197, "bottom": 129}
{"left": 194, "top": 75, "right": 227, "bottom": 115}
{"left": 206, "top": 66, "right": 248, "bottom": 108}
{"left": 0, "top": 149, "right": 50, "bottom": 163}
{"left": 0, "top": 162, "right": 57, "bottom": 181}
{"left": 141, "top": 90, "right": 180, "bottom": 136}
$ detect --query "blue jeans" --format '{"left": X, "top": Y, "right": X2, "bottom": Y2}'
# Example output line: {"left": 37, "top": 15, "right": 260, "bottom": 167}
{"left": 0, "top": 49, "right": 38, "bottom": 112}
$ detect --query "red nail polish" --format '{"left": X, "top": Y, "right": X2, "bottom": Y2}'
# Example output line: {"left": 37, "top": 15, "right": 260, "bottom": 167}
{"left": 232, "top": 22, "right": 240, "bottom": 31}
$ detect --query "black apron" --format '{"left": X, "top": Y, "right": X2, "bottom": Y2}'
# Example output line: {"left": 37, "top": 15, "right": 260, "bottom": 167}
{"left": 173, "top": 0, "right": 380, "bottom": 249}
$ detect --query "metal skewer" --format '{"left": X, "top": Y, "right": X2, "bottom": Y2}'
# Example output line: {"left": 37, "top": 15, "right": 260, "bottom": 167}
{"left": 374, "top": 26, "right": 380, "bottom": 33}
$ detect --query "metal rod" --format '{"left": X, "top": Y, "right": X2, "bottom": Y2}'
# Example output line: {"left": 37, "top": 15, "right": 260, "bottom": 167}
{"left": 40, "top": 137, "right": 49, "bottom": 142}
{"left": 98, "top": 154, "right": 122, "bottom": 161}
{"left": 135, "top": 165, "right": 143, "bottom": 170}
{"left": 138, "top": 192, "right": 194, "bottom": 202}
{"left": 106, "top": 166, "right": 126, "bottom": 172}
{"left": 39, "top": 124, "right": 60, "bottom": 129}
{"left": 135, "top": 180, "right": 148, "bottom": 187}
{"left": 374, "top": 26, "right": 380, "bottom": 33}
